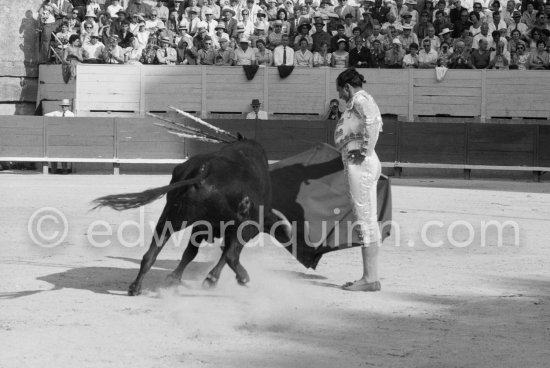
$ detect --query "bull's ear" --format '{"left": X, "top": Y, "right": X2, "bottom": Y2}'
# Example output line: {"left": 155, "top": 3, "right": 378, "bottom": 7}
{"left": 237, "top": 132, "right": 246, "bottom": 141}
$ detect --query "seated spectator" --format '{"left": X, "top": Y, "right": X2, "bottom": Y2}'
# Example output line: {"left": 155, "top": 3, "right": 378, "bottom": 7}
{"left": 454, "top": 27, "right": 473, "bottom": 50}
{"left": 294, "top": 23, "right": 314, "bottom": 51}
{"left": 399, "top": 24, "right": 419, "bottom": 53}
{"left": 521, "top": 3, "right": 537, "bottom": 28}
{"left": 382, "top": 12, "right": 403, "bottom": 33}
{"left": 82, "top": 32, "right": 105, "bottom": 63}
{"left": 449, "top": 40, "right": 471, "bottom": 68}
{"left": 424, "top": 25, "right": 441, "bottom": 51}
{"left": 178, "top": 40, "right": 199, "bottom": 65}
{"left": 255, "top": 39, "right": 273, "bottom": 66}
{"left": 214, "top": 38, "right": 234, "bottom": 66}
{"left": 470, "top": 38, "right": 490, "bottom": 68}
{"left": 140, "top": 39, "right": 160, "bottom": 64}
{"left": 273, "top": 34, "right": 295, "bottom": 65}
{"left": 349, "top": 36, "right": 371, "bottom": 67}
{"left": 331, "top": 38, "right": 349, "bottom": 68}
{"left": 294, "top": 38, "right": 314, "bottom": 66}
{"left": 63, "top": 13, "right": 81, "bottom": 35}
{"left": 166, "top": 11, "right": 179, "bottom": 34}
{"left": 469, "top": 11, "right": 482, "bottom": 36}
{"left": 433, "top": 0, "right": 449, "bottom": 22}
{"left": 246, "top": 99, "right": 268, "bottom": 120}
{"left": 489, "top": 40, "right": 510, "bottom": 69}
{"left": 135, "top": 22, "right": 150, "bottom": 48}
{"left": 197, "top": 37, "right": 216, "bottom": 65}
{"left": 437, "top": 41, "right": 453, "bottom": 66}
{"left": 472, "top": 22, "right": 490, "bottom": 49}
{"left": 81, "top": 10, "right": 99, "bottom": 34}
{"left": 117, "top": 21, "right": 134, "bottom": 48}
{"left": 313, "top": 41, "right": 333, "bottom": 66}
{"left": 488, "top": 11, "right": 507, "bottom": 35}
{"left": 402, "top": 41, "right": 419, "bottom": 67}
{"left": 63, "top": 34, "right": 83, "bottom": 80}
{"left": 418, "top": 38, "right": 438, "bottom": 67}
{"left": 128, "top": 13, "right": 143, "bottom": 35}
{"left": 202, "top": 0, "right": 221, "bottom": 21}
{"left": 527, "top": 28, "right": 543, "bottom": 51}
{"left": 126, "top": 0, "right": 152, "bottom": 18}
{"left": 124, "top": 37, "right": 144, "bottom": 64}
{"left": 452, "top": 8, "right": 472, "bottom": 38}
{"left": 383, "top": 26, "right": 400, "bottom": 51}
{"left": 55, "top": 23, "right": 74, "bottom": 50}
{"left": 331, "top": 25, "right": 349, "bottom": 52}
{"left": 187, "top": 7, "right": 201, "bottom": 36}
{"left": 81, "top": 21, "right": 95, "bottom": 45}
{"left": 527, "top": 40, "right": 550, "bottom": 69}
{"left": 111, "top": 10, "right": 128, "bottom": 35}
{"left": 193, "top": 23, "right": 210, "bottom": 49}
{"left": 344, "top": 14, "right": 358, "bottom": 37}
{"left": 204, "top": 9, "right": 219, "bottom": 37}
{"left": 509, "top": 42, "right": 529, "bottom": 69}
{"left": 85, "top": 0, "right": 101, "bottom": 16}
{"left": 433, "top": 10, "right": 450, "bottom": 34}
{"left": 348, "top": 27, "right": 364, "bottom": 50}
{"left": 275, "top": 8, "right": 291, "bottom": 35}
{"left": 103, "top": 36, "right": 125, "bottom": 63}
{"left": 222, "top": 8, "right": 238, "bottom": 40}
{"left": 507, "top": 11, "right": 528, "bottom": 38}
{"left": 255, "top": 10, "right": 270, "bottom": 36}
{"left": 154, "top": 0, "right": 170, "bottom": 22}
{"left": 414, "top": 11, "right": 432, "bottom": 39}
{"left": 532, "top": 11, "right": 550, "bottom": 34}
{"left": 488, "top": 30, "right": 507, "bottom": 51}
{"left": 404, "top": 1, "right": 419, "bottom": 25}
{"left": 156, "top": 36, "right": 177, "bottom": 65}
{"left": 385, "top": 38, "right": 405, "bottom": 67}
{"left": 268, "top": 20, "right": 286, "bottom": 50}
{"left": 369, "top": 38, "right": 387, "bottom": 67}
{"left": 439, "top": 28, "right": 453, "bottom": 49}
{"left": 107, "top": 0, "right": 123, "bottom": 19}
{"left": 145, "top": 9, "right": 163, "bottom": 33}
{"left": 250, "top": 23, "right": 268, "bottom": 49}
{"left": 234, "top": 38, "right": 257, "bottom": 65}
{"left": 401, "top": 10, "right": 416, "bottom": 30}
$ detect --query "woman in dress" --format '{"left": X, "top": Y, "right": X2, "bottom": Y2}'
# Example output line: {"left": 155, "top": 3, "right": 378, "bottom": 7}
{"left": 62, "top": 34, "right": 84, "bottom": 81}
{"left": 527, "top": 40, "right": 550, "bottom": 70}
{"left": 331, "top": 39, "right": 349, "bottom": 68}
{"left": 334, "top": 68, "right": 383, "bottom": 292}
{"left": 255, "top": 39, "right": 273, "bottom": 66}
{"left": 313, "top": 41, "right": 332, "bottom": 67}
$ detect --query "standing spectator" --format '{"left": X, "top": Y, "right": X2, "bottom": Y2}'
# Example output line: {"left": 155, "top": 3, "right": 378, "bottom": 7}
{"left": 331, "top": 38, "right": 350, "bottom": 67}
{"left": 349, "top": 36, "right": 371, "bottom": 66}
{"left": 369, "top": 38, "right": 386, "bottom": 66}
{"left": 273, "top": 34, "right": 295, "bottom": 65}
{"left": 402, "top": 41, "right": 420, "bottom": 67}
{"left": 294, "top": 38, "right": 314, "bottom": 66}
{"left": 156, "top": 36, "right": 178, "bottom": 64}
{"left": 385, "top": 38, "right": 405, "bottom": 67}
{"left": 489, "top": 40, "right": 510, "bottom": 68}
{"left": 449, "top": 40, "right": 471, "bottom": 67}
{"left": 470, "top": 38, "right": 491, "bottom": 68}
{"left": 418, "top": 38, "right": 438, "bottom": 67}
{"left": 39, "top": 0, "right": 60, "bottom": 63}
{"left": 255, "top": 39, "right": 273, "bottom": 65}
{"left": 234, "top": 38, "right": 257, "bottom": 65}
{"left": 312, "top": 19, "right": 332, "bottom": 52}
{"left": 246, "top": 99, "right": 268, "bottom": 120}
{"left": 197, "top": 36, "right": 216, "bottom": 64}
{"left": 527, "top": 39, "right": 550, "bottom": 68}
{"left": 82, "top": 33, "right": 105, "bottom": 62}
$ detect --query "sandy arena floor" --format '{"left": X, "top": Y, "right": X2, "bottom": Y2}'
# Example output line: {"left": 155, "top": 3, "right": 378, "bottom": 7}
{"left": 0, "top": 173, "right": 549, "bottom": 368}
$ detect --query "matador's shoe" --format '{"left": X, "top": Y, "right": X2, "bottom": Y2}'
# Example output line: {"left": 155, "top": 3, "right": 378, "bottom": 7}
{"left": 342, "top": 280, "right": 381, "bottom": 292}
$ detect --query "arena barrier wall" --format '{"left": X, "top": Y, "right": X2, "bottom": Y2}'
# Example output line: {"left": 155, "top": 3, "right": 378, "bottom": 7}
{"left": 0, "top": 116, "right": 548, "bottom": 180}
{"left": 37, "top": 65, "right": 550, "bottom": 120}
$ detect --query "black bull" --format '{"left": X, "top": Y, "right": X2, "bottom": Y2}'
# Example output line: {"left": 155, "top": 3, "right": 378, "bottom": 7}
{"left": 93, "top": 140, "right": 391, "bottom": 296}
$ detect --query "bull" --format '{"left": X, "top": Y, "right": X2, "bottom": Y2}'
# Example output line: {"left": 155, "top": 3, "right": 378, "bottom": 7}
{"left": 93, "top": 138, "right": 290, "bottom": 296}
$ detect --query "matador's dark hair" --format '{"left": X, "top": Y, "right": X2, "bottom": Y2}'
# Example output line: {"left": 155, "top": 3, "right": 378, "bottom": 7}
{"left": 336, "top": 68, "right": 366, "bottom": 88}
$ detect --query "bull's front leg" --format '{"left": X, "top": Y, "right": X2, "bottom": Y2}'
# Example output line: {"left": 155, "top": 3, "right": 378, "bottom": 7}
{"left": 128, "top": 209, "right": 181, "bottom": 296}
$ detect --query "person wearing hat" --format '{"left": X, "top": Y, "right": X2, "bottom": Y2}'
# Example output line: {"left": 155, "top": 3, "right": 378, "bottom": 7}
{"left": 204, "top": 8, "right": 219, "bottom": 37}
{"left": 249, "top": 23, "right": 268, "bottom": 48}
{"left": 233, "top": 37, "right": 257, "bottom": 65}
{"left": 192, "top": 22, "right": 210, "bottom": 48}
{"left": 246, "top": 99, "right": 268, "bottom": 120}
{"left": 506, "top": 10, "right": 528, "bottom": 37}
{"left": 213, "top": 22, "right": 230, "bottom": 48}
{"left": 175, "top": 23, "right": 193, "bottom": 49}
{"left": 312, "top": 18, "right": 332, "bottom": 52}
{"left": 156, "top": 35, "right": 177, "bottom": 64}
{"left": 439, "top": 27, "right": 454, "bottom": 48}
{"left": 398, "top": 23, "right": 418, "bottom": 51}
{"left": 187, "top": 6, "right": 202, "bottom": 36}
{"left": 44, "top": 99, "right": 74, "bottom": 174}
{"left": 222, "top": 8, "right": 239, "bottom": 39}
{"left": 82, "top": 32, "right": 105, "bottom": 63}
{"left": 384, "top": 37, "right": 405, "bottom": 66}
{"left": 255, "top": 9, "right": 270, "bottom": 33}
{"left": 214, "top": 37, "right": 234, "bottom": 65}
{"left": 80, "top": 9, "right": 99, "bottom": 35}
{"left": 267, "top": 19, "right": 286, "bottom": 50}
{"left": 202, "top": 0, "right": 221, "bottom": 21}
{"left": 293, "top": 22, "right": 314, "bottom": 50}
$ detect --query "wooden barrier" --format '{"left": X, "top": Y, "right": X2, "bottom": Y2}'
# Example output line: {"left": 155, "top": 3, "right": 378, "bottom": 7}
{"left": 35, "top": 65, "right": 550, "bottom": 120}
{"left": 1, "top": 116, "right": 549, "bottom": 180}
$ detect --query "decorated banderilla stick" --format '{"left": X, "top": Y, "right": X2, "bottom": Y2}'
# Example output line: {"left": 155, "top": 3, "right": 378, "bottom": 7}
{"left": 168, "top": 106, "right": 239, "bottom": 141}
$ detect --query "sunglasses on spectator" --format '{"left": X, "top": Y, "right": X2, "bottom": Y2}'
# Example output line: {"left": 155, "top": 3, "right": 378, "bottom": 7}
{"left": 205, "top": 42, "right": 212, "bottom": 45}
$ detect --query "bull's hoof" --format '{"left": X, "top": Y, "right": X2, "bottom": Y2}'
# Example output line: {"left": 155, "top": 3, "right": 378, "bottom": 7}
{"left": 236, "top": 274, "right": 250, "bottom": 286}
{"left": 202, "top": 275, "right": 218, "bottom": 289}
{"left": 128, "top": 284, "right": 141, "bottom": 296}
{"left": 165, "top": 273, "right": 182, "bottom": 286}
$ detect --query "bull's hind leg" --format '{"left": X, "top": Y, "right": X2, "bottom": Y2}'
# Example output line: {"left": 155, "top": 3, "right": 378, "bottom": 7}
{"left": 225, "top": 229, "right": 254, "bottom": 286}
{"left": 166, "top": 225, "right": 209, "bottom": 285}
{"left": 128, "top": 209, "right": 183, "bottom": 296}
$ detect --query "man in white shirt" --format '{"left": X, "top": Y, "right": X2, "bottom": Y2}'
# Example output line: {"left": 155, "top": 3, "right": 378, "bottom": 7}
{"left": 154, "top": 0, "right": 169, "bottom": 21}
{"left": 418, "top": 39, "right": 438, "bottom": 67}
{"left": 82, "top": 33, "right": 105, "bottom": 63}
{"left": 44, "top": 99, "right": 74, "bottom": 174}
{"left": 107, "top": 0, "right": 123, "bottom": 18}
{"left": 246, "top": 99, "right": 268, "bottom": 120}
{"left": 273, "top": 34, "right": 295, "bottom": 66}
{"left": 233, "top": 38, "right": 256, "bottom": 65}
{"left": 472, "top": 22, "right": 490, "bottom": 49}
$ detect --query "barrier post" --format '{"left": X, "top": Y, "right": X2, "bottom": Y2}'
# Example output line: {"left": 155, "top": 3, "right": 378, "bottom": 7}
{"left": 42, "top": 117, "right": 48, "bottom": 175}
{"left": 139, "top": 64, "right": 145, "bottom": 118}
{"left": 407, "top": 69, "right": 414, "bottom": 122}
{"left": 480, "top": 69, "right": 487, "bottom": 123}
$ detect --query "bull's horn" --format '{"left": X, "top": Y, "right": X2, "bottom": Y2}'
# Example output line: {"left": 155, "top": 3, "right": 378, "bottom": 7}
{"left": 271, "top": 209, "right": 293, "bottom": 240}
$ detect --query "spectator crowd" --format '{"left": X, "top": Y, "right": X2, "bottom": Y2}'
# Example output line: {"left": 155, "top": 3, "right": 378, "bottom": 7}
{"left": 38, "top": 0, "right": 550, "bottom": 70}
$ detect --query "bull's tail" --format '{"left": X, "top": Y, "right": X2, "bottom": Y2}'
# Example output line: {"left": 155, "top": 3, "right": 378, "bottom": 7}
{"left": 92, "top": 175, "right": 203, "bottom": 211}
